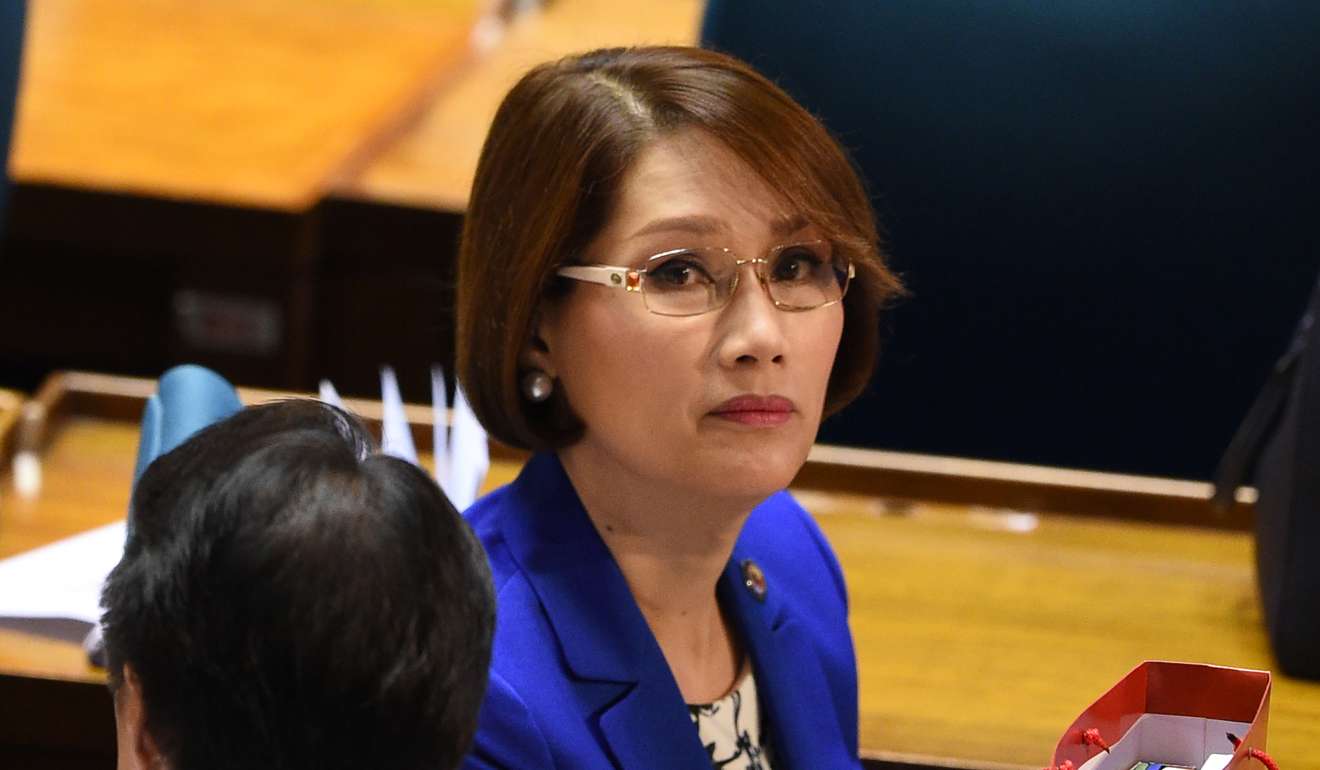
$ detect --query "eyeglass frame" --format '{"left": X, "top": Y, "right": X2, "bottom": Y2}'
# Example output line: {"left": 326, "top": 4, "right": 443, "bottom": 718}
{"left": 554, "top": 240, "right": 856, "bottom": 317}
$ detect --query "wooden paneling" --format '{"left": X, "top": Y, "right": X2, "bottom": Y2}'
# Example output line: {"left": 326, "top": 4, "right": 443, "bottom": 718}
{"left": 0, "top": 673, "right": 114, "bottom": 770}
{"left": 1, "top": 0, "right": 485, "bottom": 394}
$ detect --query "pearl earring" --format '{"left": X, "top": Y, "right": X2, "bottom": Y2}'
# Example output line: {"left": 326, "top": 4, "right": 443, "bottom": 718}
{"left": 522, "top": 370, "right": 553, "bottom": 403}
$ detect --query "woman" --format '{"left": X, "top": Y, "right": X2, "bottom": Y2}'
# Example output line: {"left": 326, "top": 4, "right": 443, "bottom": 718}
{"left": 456, "top": 47, "right": 902, "bottom": 769}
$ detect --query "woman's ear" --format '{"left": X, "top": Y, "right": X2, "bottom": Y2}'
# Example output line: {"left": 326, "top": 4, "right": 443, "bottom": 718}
{"left": 114, "top": 665, "right": 166, "bottom": 769}
{"left": 521, "top": 309, "right": 557, "bottom": 378}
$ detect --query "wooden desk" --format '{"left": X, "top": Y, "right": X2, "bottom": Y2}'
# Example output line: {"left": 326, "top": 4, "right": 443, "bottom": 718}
{"left": 0, "top": 390, "right": 20, "bottom": 456}
{"left": 12, "top": 0, "right": 480, "bottom": 211}
{"left": 1, "top": 0, "right": 481, "bottom": 395}
{"left": 337, "top": 0, "right": 704, "bottom": 211}
{"left": 2, "top": 372, "right": 1317, "bottom": 770}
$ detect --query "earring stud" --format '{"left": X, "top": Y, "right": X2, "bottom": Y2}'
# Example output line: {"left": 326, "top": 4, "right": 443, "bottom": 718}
{"left": 522, "top": 370, "right": 553, "bottom": 403}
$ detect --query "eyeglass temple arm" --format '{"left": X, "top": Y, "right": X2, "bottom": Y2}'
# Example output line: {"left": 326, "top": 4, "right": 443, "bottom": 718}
{"left": 556, "top": 265, "right": 637, "bottom": 290}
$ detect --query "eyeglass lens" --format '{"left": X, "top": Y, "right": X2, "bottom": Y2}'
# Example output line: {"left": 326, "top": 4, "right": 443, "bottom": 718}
{"left": 640, "top": 242, "right": 850, "bottom": 316}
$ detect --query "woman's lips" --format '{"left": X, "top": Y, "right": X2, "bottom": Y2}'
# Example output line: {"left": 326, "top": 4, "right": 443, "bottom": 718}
{"left": 709, "top": 395, "right": 795, "bottom": 426}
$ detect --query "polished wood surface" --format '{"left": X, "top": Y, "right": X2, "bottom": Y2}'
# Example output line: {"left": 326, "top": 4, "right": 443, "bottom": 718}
{"left": 818, "top": 495, "right": 1320, "bottom": 768}
{"left": 11, "top": 0, "right": 481, "bottom": 211}
{"left": 0, "top": 389, "right": 21, "bottom": 462}
{"left": 338, "top": 0, "right": 703, "bottom": 210}
{"left": 2, "top": 373, "right": 1317, "bottom": 769}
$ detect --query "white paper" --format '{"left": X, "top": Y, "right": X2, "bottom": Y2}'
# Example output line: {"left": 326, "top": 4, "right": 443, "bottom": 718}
{"left": 424, "top": 366, "right": 488, "bottom": 511}
{"left": 318, "top": 378, "right": 344, "bottom": 408}
{"left": 431, "top": 364, "right": 450, "bottom": 490}
{"left": 446, "top": 381, "right": 489, "bottom": 512}
{"left": 379, "top": 366, "right": 418, "bottom": 464}
{"left": 0, "top": 520, "right": 124, "bottom": 625}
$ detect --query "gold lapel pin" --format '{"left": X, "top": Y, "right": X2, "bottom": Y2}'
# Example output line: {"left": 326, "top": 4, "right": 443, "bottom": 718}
{"left": 741, "top": 559, "right": 767, "bottom": 602}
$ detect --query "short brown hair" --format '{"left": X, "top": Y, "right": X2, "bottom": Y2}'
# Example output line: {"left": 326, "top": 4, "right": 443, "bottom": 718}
{"left": 456, "top": 46, "right": 903, "bottom": 451}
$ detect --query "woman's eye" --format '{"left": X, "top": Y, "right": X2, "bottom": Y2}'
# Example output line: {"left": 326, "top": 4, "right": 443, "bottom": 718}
{"left": 649, "top": 258, "right": 712, "bottom": 288}
{"left": 771, "top": 247, "right": 825, "bottom": 282}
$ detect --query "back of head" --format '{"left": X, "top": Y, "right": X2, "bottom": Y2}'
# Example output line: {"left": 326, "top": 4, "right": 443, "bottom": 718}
{"left": 101, "top": 400, "right": 494, "bottom": 770}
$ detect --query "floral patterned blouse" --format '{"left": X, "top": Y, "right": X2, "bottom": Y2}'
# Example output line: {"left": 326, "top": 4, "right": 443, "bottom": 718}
{"left": 688, "top": 667, "right": 773, "bottom": 769}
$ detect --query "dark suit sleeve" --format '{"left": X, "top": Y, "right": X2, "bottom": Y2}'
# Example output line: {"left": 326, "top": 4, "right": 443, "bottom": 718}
{"left": 462, "top": 669, "right": 555, "bottom": 769}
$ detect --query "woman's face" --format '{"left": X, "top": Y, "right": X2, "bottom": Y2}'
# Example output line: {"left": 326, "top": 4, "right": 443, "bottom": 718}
{"left": 531, "top": 129, "right": 845, "bottom": 505}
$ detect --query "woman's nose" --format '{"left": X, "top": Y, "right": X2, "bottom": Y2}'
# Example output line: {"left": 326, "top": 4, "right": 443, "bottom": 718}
{"left": 716, "top": 264, "right": 787, "bottom": 367}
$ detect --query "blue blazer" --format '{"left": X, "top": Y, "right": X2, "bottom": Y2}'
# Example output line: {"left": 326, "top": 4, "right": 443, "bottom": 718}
{"left": 462, "top": 453, "right": 861, "bottom": 769}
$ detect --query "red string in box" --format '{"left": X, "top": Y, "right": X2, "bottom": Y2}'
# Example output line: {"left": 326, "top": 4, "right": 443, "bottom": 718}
{"left": 1044, "top": 662, "right": 1274, "bottom": 770}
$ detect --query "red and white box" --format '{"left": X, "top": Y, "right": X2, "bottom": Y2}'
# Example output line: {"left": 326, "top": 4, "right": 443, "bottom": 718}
{"left": 1048, "top": 662, "right": 1274, "bottom": 770}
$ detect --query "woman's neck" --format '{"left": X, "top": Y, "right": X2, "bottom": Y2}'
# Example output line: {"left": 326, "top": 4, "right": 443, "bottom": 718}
{"left": 558, "top": 445, "right": 758, "bottom": 703}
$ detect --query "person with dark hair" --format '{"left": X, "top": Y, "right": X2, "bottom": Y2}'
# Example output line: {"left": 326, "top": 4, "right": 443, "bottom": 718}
{"left": 455, "top": 46, "right": 904, "bottom": 768}
{"left": 100, "top": 399, "right": 494, "bottom": 770}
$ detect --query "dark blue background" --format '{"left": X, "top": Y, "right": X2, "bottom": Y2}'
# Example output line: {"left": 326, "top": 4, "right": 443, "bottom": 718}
{"left": 703, "top": 0, "right": 1320, "bottom": 480}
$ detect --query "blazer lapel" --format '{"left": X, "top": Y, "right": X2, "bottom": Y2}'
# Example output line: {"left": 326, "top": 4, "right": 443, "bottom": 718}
{"left": 499, "top": 454, "right": 712, "bottom": 769}
{"left": 719, "top": 548, "right": 851, "bottom": 770}
{"left": 598, "top": 678, "right": 714, "bottom": 769}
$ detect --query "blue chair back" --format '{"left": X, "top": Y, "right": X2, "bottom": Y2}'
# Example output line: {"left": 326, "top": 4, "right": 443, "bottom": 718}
{"left": 703, "top": 1, "right": 1320, "bottom": 478}
{"left": 133, "top": 365, "right": 243, "bottom": 484}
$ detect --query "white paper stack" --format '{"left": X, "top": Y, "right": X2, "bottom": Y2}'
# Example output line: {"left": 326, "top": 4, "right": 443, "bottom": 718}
{"left": 0, "top": 520, "right": 125, "bottom": 642}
